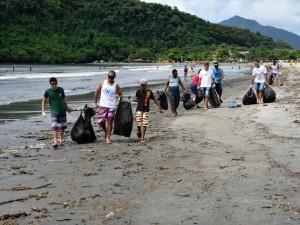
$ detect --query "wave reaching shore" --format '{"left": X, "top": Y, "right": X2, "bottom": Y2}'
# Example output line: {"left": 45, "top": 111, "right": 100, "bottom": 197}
{"left": 0, "top": 64, "right": 299, "bottom": 224}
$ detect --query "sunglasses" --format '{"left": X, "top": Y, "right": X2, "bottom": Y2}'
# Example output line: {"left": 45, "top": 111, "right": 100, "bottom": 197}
{"left": 108, "top": 76, "right": 115, "bottom": 79}
{"left": 51, "top": 83, "right": 57, "bottom": 85}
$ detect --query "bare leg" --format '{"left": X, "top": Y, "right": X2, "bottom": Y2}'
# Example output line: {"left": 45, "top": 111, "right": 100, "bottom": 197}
{"left": 137, "top": 126, "right": 141, "bottom": 138}
{"left": 141, "top": 126, "right": 147, "bottom": 143}
{"left": 59, "top": 129, "right": 65, "bottom": 144}
{"left": 171, "top": 105, "right": 176, "bottom": 117}
{"left": 100, "top": 123, "right": 107, "bottom": 139}
{"left": 52, "top": 130, "right": 58, "bottom": 147}
{"left": 257, "top": 91, "right": 263, "bottom": 103}
{"left": 106, "top": 121, "right": 113, "bottom": 144}
{"left": 204, "top": 97, "right": 209, "bottom": 109}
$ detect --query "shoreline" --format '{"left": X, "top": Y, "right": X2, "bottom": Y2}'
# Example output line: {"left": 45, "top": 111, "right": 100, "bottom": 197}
{"left": 1, "top": 64, "right": 299, "bottom": 224}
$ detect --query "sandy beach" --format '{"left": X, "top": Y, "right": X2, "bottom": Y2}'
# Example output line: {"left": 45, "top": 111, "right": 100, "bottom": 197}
{"left": 0, "top": 63, "right": 299, "bottom": 225}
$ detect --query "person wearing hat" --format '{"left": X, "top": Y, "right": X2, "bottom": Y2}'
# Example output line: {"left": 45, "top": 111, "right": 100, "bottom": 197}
{"left": 213, "top": 62, "right": 225, "bottom": 103}
{"left": 134, "top": 79, "right": 163, "bottom": 143}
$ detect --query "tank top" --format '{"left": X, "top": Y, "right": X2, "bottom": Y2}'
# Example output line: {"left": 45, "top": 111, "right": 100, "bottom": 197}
{"left": 99, "top": 80, "right": 117, "bottom": 109}
{"left": 213, "top": 68, "right": 222, "bottom": 84}
{"left": 169, "top": 76, "right": 179, "bottom": 87}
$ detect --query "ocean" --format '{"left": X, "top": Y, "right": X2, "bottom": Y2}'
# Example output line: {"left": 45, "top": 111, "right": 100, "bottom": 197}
{"left": 0, "top": 63, "right": 249, "bottom": 123}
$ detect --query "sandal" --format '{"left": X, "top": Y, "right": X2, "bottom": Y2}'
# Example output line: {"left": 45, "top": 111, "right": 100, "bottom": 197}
{"left": 52, "top": 143, "right": 58, "bottom": 148}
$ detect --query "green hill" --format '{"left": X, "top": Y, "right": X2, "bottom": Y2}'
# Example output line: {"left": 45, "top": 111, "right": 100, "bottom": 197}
{"left": 0, "top": 0, "right": 291, "bottom": 63}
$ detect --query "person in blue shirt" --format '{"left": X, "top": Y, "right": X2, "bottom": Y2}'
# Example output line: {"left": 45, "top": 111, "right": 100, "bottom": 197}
{"left": 213, "top": 62, "right": 225, "bottom": 103}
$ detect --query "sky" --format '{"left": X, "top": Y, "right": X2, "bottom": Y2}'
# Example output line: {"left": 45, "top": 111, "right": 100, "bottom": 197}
{"left": 142, "top": 0, "right": 300, "bottom": 36}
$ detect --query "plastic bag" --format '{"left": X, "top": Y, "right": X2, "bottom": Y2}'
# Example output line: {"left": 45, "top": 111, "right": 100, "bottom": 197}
{"left": 242, "top": 88, "right": 257, "bottom": 105}
{"left": 113, "top": 102, "right": 133, "bottom": 137}
{"left": 157, "top": 91, "right": 168, "bottom": 110}
{"left": 268, "top": 75, "right": 273, "bottom": 86}
{"left": 195, "top": 90, "right": 203, "bottom": 104}
{"left": 181, "top": 92, "right": 196, "bottom": 110}
{"left": 263, "top": 86, "right": 276, "bottom": 103}
{"left": 228, "top": 101, "right": 241, "bottom": 108}
{"left": 71, "top": 106, "right": 97, "bottom": 144}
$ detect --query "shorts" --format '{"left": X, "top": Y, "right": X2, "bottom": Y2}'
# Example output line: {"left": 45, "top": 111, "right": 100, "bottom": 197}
{"left": 191, "top": 84, "right": 198, "bottom": 95}
{"left": 254, "top": 82, "right": 265, "bottom": 91}
{"left": 98, "top": 106, "right": 116, "bottom": 127}
{"left": 51, "top": 114, "right": 67, "bottom": 131}
{"left": 136, "top": 111, "right": 149, "bottom": 127}
{"left": 168, "top": 87, "right": 180, "bottom": 107}
{"left": 201, "top": 87, "right": 211, "bottom": 97}
{"left": 271, "top": 73, "right": 277, "bottom": 78}
{"left": 215, "top": 83, "right": 222, "bottom": 95}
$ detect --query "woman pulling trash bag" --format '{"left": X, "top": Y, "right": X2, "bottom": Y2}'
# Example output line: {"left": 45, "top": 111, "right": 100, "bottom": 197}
{"left": 71, "top": 105, "right": 97, "bottom": 144}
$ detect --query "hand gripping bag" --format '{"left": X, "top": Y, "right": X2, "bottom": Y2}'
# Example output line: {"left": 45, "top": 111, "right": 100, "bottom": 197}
{"left": 113, "top": 102, "right": 133, "bottom": 137}
{"left": 242, "top": 88, "right": 257, "bottom": 105}
{"left": 195, "top": 90, "right": 203, "bottom": 104}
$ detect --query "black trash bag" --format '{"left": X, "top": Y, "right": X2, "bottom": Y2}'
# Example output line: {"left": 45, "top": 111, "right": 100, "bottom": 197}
{"left": 242, "top": 88, "right": 257, "bottom": 105}
{"left": 195, "top": 90, "right": 203, "bottom": 104}
{"left": 182, "top": 92, "right": 196, "bottom": 110}
{"left": 243, "top": 88, "right": 257, "bottom": 105}
{"left": 157, "top": 91, "right": 168, "bottom": 110}
{"left": 263, "top": 86, "right": 276, "bottom": 103}
{"left": 71, "top": 105, "right": 97, "bottom": 144}
{"left": 268, "top": 75, "right": 273, "bottom": 86}
{"left": 113, "top": 102, "right": 133, "bottom": 137}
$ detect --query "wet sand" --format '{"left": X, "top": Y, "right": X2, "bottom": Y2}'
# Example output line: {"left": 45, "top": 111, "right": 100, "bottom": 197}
{"left": 0, "top": 64, "right": 299, "bottom": 225}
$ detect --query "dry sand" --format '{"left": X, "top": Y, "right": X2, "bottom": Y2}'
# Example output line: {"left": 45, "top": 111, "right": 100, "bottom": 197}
{"left": 0, "top": 64, "right": 299, "bottom": 225}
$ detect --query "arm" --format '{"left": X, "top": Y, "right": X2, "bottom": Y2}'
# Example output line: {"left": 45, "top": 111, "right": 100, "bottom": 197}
{"left": 116, "top": 84, "right": 123, "bottom": 103}
{"left": 264, "top": 73, "right": 268, "bottom": 85}
{"left": 163, "top": 79, "right": 169, "bottom": 92}
{"left": 42, "top": 97, "right": 47, "bottom": 113}
{"left": 93, "top": 81, "right": 103, "bottom": 105}
{"left": 251, "top": 76, "right": 255, "bottom": 86}
{"left": 63, "top": 98, "right": 72, "bottom": 112}
{"left": 220, "top": 69, "right": 225, "bottom": 80}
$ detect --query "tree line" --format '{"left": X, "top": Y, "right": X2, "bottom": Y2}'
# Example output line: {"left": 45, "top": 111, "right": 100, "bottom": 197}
{"left": 0, "top": 0, "right": 296, "bottom": 64}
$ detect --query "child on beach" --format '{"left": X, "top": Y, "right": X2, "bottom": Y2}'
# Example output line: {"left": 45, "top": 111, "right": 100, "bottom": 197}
{"left": 42, "top": 77, "right": 72, "bottom": 148}
{"left": 134, "top": 79, "right": 163, "bottom": 143}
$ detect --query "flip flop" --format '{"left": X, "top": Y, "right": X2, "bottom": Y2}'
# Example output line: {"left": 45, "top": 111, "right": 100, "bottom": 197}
{"left": 52, "top": 143, "right": 58, "bottom": 148}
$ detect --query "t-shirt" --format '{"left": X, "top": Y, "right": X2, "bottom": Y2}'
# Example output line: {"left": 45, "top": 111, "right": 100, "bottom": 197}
{"left": 192, "top": 74, "right": 199, "bottom": 85}
{"left": 135, "top": 89, "right": 155, "bottom": 112}
{"left": 199, "top": 69, "right": 214, "bottom": 88}
{"left": 213, "top": 68, "right": 223, "bottom": 84}
{"left": 44, "top": 87, "right": 66, "bottom": 115}
{"left": 252, "top": 65, "right": 267, "bottom": 83}
{"left": 270, "top": 65, "right": 278, "bottom": 74}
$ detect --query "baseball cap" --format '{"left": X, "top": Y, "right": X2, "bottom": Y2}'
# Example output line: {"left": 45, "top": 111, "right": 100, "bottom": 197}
{"left": 214, "top": 62, "right": 219, "bottom": 67}
{"left": 140, "top": 78, "right": 148, "bottom": 85}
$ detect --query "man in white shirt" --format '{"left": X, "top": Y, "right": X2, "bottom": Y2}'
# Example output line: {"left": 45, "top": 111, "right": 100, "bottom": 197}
{"left": 251, "top": 59, "right": 268, "bottom": 104}
{"left": 199, "top": 62, "right": 216, "bottom": 109}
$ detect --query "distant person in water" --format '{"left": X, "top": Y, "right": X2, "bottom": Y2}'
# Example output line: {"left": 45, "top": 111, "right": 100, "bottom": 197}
{"left": 164, "top": 69, "right": 187, "bottom": 117}
{"left": 42, "top": 77, "right": 72, "bottom": 148}
{"left": 134, "top": 79, "right": 163, "bottom": 143}
{"left": 213, "top": 62, "right": 225, "bottom": 103}
{"left": 190, "top": 66, "right": 195, "bottom": 78}
{"left": 251, "top": 59, "right": 268, "bottom": 104}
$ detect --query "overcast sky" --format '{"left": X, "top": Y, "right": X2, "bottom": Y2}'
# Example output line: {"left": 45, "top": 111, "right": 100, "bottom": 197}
{"left": 142, "top": 0, "right": 300, "bottom": 36}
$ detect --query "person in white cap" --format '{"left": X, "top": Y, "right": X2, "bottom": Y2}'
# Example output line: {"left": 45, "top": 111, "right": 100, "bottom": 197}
{"left": 134, "top": 79, "right": 163, "bottom": 143}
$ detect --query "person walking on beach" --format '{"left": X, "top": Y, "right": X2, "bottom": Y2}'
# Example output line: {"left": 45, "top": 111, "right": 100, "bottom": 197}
{"left": 269, "top": 60, "right": 278, "bottom": 86}
{"left": 191, "top": 69, "right": 201, "bottom": 107}
{"left": 199, "top": 62, "right": 216, "bottom": 110}
{"left": 94, "top": 70, "right": 123, "bottom": 144}
{"left": 251, "top": 59, "right": 268, "bottom": 104}
{"left": 164, "top": 69, "right": 187, "bottom": 117}
{"left": 134, "top": 79, "right": 163, "bottom": 143}
{"left": 183, "top": 65, "right": 188, "bottom": 80}
{"left": 42, "top": 77, "right": 72, "bottom": 148}
{"left": 190, "top": 66, "right": 195, "bottom": 78}
{"left": 213, "top": 62, "right": 225, "bottom": 103}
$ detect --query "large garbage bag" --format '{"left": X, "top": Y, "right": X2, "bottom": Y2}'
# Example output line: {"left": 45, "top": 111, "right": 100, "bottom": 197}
{"left": 113, "top": 102, "right": 133, "bottom": 137}
{"left": 71, "top": 105, "right": 97, "bottom": 144}
{"left": 181, "top": 92, "right": 196, "bottom": 110}
{"left": 242, "top": 88, "right": 257, "bottom": 105}
{"left": 263, "top": 86, "right": 276, "bottom": 103}
{"left": 195, "top": 90, "right": 203, "bottom": 104}
{"left": 157, "top": 91, "right": 168, "bottom": 110}
{"left": 268, "top": 75, "right": 273, "bottom": 86}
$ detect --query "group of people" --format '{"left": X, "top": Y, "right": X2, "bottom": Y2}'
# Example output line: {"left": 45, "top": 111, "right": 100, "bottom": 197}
{"left": 41, "top": 60, "right": 276, "bottom": 147}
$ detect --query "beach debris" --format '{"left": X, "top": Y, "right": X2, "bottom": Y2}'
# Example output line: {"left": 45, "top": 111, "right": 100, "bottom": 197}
{"left": 293, "top": 120, "right": 300, "bottom": 123}
{"left": 262, "top": 205, "right": 273, "bottom": 209}
{"left": 49, "top": 202, "right": 69, "bottom": 208}
{"left": 0, "top": 193, "right": 47, "bottom": 206}
{"left": 45, "top": 159, "right": 65, "bottom": 162}
{"left": 219, "top": 165, "right": 229, "bottom": 169}
{"left": 0, "top": 212, "right": 30, "bottom": 221}
{"left": 174, "top": 179, "right": 182, "bottom": 183}
{"left": 232, "top": 157, "right": 245, "bottom": 161}
{"left": 106, "top": 212, "right": 115, "bottom": 218}
{"left": 56, "top": 218, "right": 72, "bottom": 221}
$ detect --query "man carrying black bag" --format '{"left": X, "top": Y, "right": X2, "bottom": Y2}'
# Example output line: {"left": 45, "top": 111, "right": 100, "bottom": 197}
{"left": 134, "top": 79, "right": 163, "bottom": 143}
{"left": 93, "top": 71, "right": 123, "bottom": 144}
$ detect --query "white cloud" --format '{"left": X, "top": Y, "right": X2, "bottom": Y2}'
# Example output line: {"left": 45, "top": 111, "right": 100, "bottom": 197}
{"left": 142, "top": 0, "right": 300, "bottom": 35}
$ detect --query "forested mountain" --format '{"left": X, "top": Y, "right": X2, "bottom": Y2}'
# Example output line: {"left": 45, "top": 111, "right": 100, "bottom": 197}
{"left": 0, "top": 0, "right": 291, "bottom": 63}
{"left": 220, "top": 15, "right": 300, "bottom": 50}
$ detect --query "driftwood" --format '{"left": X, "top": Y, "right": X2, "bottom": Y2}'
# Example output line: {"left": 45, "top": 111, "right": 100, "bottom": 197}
{"left": 0, "top": 212, "right": 30, "bottom": 220}
{"left": 0, "top": 194, "right": 47, "bottom": 206}
{"left": 3, "top": 182, "right": 52, "bottom": 191}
